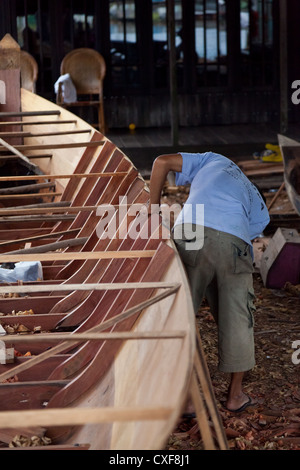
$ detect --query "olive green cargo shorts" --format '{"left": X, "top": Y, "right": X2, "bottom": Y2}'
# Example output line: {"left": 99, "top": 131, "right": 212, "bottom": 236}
{"left": 173, "top": 224, "right": 256, "bottom": 373}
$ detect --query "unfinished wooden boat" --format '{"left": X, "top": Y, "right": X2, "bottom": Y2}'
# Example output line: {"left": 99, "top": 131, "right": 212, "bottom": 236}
{"left": 278, "top": 134, "right": 300, "bottom": 216}
{"left": 0, "top": 36, "right": 226, "bottom": 450}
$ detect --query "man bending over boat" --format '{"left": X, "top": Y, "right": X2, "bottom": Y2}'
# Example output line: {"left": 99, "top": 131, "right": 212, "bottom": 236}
{"left": 147, "top": 151, "right": 270, "bottom": 413}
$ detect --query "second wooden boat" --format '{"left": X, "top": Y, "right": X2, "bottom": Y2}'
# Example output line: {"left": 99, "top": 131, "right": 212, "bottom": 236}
{"left": 278, "top": 133, "right": 300, "bottom": 215}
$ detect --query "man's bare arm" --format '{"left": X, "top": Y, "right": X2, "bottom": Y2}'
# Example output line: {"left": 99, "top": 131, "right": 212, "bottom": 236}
{"left": 149, "top": 154, "right": 183, "bottom": 208}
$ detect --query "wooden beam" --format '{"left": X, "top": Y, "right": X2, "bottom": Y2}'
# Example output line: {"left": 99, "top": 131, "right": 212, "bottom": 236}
{"left": 267, "top": 181, "right": 285, "bottom": 210}
{"left": 0, "top": 172, "right": 129, "bottom": 182}
{"left": 0, "top": 129, "right": 91, "bottom": 138}
{"left": 0, "top": 406, "right": 173, "bottom": 429}
{"left": 0, "top": 192, "right": 62, "bottom": 200}
{"left": 0, "top": 110, "right": 60, "bottom": 117}
{"left": 0, "top": 330, "right": 186, "bottom": 344}
{"left": 0, "top": 154, "right": 52, "bottom": 160}
{"left": 0, "top": 227, "right": 80, "bottom": 247}
{"left": 0, "top": 204, "right": 126, "bottom": 216}
{"left": 0, "top": 182, "right": 55, "bottom": 195}
{"left": 167, "top": 0, "right": 179, "bottom": 147}
{"left": 11, "top": 201, "right": 71, "bottom": 210}
{"left": 279, "top": 0, "right": 288, "bottom": 134}
{"left": 0, "top": 120, "right": 76, "bottom": 126}
{"left": 0, "top": 214, "right": 75, "bottom": 223}
{"left": 0, "top": 281, "right": 179, "bottom": 294}
{"left": 0, "top": 137, "right": 34, "bottom": 168}
{"left": 5, "top": 236, "right": 88, "bottom": 255}
{"left": 0, "top": 250, "right": 157, "bottom": 263}
{"left": 0, "top": 140, "right": 105, "bottom": 151}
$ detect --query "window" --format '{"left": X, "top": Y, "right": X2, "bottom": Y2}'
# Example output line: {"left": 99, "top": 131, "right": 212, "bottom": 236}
{"left": 109, "top": 0, "right": 140, "bottom": 90}
{"left": 16, "top": 0, "right": 51, "bottom": 95}
{"left": 62, "top": 1, "right": 96, "bottom": 54}
{"left": 195, "top": 0, "right": 227, "bottom": 87}
{"left": 240, "top": 0, "right": 274, "bottom": 86}
{"left": 10, "top": 0, "right": 277, "bottom": 101}
{"left": 152, "top": 0, "right": 182, "bottom": 88}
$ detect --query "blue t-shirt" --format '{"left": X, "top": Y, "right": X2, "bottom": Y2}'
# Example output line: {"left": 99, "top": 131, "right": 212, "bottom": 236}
{"left": 174, "top": 152, "right": 270, "bottom": 246}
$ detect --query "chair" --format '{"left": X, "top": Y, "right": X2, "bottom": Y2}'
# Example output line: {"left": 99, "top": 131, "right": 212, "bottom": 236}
{"left": 20, "top": 50, "right": 38, "bottom": 92}
{"left": 57, "top": 48, "right": 106, "bottom": 133}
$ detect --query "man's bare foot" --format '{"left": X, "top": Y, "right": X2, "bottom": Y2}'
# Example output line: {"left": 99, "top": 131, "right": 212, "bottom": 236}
{"left": 226, "top": 392, "right": 257, "bottom": 413}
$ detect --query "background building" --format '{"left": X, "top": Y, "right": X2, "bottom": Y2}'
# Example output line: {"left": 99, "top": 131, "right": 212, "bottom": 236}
{"left": 0, "top": 0, "right": 299, "bottom": 131}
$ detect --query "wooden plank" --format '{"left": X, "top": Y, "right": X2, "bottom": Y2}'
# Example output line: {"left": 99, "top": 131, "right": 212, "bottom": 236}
{"left": 47, "top": 243, "right": 175, "bottom": 403}
{"left": 0, "top": 172, "right": 129, "bottom": 182}
{"left": 0, "top": 250, "right": 157, "bottom": 263}
{"left": 0, "top": 137, "right": 34, "bottom": 168}
{"left": 50, "top": 184, "right": 155, "bottom": 314}
{"left": 0, "top": 129, "right": 91, "bottom": 138}
{"left": 0, "top": 355, "right": 71, "bottom": 381}
{"left": 193, "top": 328, "right": 228, "bottom": 450}
{"left": 0, "top": 215, "right": 75, "bottom": 223}
{"left": 59, "top": 131, "right": 108, "bottom": 203}
{"left": 11, "top": 201, "right": 71, "bottom": 210}
{"left": 190, "top": 372, "right": 215, "bottom": 450}
{"left": 54, "top": 161, "right": 141, "bottom": 279}
{"left": 0, "top": 330, "right": 186, "bottom": 344}
{"left": 267, "top": 181, "right": 285, "bottom": 210}
{"left": 4, "top": 236, "right": 88, "bottom": 254}
{"left": 0, "top": 281, "right": 179, "bottom": 294}
{"left": 0, "top": 110, "right": 60, "bottom": 117}
{"left": 0, "top": 406, "right": 173, "bottom": 429}
{"left": 0, "top": 154, "right": 52, "bottom": 160}
{"left": 0, "top": 227, "right": 80, "bottom": 248}
{"left": 0, "top": 204, "right": 140, "bottom": 216}
{"left": 0, "top": 227, "right": 58, "bottom": 239}
{"left": 0, "top": 182, "right": 55, "bottom": 195}
{"left": 0, "top": 119, "right": 76, "bottom": 126}
{"left": 0, "top": 140, "right": 105, "bottom": 151}
{"left": 0, "top": 192, "right": 62, "bottom": 200}
{"left": 243, "top": 166, "right": 284, "bottom": 176}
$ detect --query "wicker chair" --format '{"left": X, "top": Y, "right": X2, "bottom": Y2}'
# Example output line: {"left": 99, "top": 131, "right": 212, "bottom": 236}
{"left": 57, "top": 48, "right": 106, "bottom": 133}
{"left": 20, "top": 50, "right": 38, "bottom": 93}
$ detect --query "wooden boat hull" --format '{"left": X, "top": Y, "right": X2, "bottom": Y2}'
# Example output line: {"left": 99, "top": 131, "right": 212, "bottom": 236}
{"left": 0, "top": 89, "right": 196, "bottom": 450}
{"left": 278, "top": 134, "right": 300, "bottom": 215}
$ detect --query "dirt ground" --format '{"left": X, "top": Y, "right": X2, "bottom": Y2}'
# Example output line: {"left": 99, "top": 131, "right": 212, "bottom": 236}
{"left": 162, "top": 185, "right": 300, "bottom": 451}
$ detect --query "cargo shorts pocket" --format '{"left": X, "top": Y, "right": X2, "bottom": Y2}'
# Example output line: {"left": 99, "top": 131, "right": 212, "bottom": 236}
{"left": 247, "top": 288, "right": 256, "bottom": 328}
{"left": 232, "top": 241, "right": 254, "bottom": 274}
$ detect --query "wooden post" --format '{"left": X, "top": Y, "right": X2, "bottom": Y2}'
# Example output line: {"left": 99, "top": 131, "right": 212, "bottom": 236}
{"left": 279, "top": 0, "right": 288, "bottom": 134}
{"left": 167, "top": 0, "right": 179, "bottom": 147}
{"left": 0, "top": 34, "right": 21, "bottom": 143}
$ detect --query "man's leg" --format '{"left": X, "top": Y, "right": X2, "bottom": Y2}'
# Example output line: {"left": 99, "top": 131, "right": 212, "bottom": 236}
{"left": 226, "top": 372, "right": 256, "bottom": 411}
{"left": 215, "top": 233, "right": 257, "bottom": 411}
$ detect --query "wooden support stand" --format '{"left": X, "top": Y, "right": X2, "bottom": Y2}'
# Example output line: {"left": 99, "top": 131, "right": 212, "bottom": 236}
{"left": 189, "top": 328, "right": 228, "bottom": 450}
